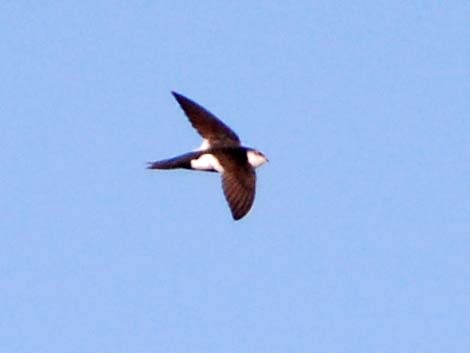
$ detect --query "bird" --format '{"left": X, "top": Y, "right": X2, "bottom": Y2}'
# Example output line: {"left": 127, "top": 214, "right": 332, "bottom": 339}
{"left": 148, "top": 92, "right": 268, "bottom": 220}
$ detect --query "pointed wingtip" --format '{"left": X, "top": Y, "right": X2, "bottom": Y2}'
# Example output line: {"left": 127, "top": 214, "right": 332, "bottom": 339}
{"left": 231, "top": 208, "right": 247, "bottom": 221}
{"left": 233, "top": 214, "right": 243, "bottom": 221}
{"left": 171, "top": 91, "right": 188, "bottom": 106}
{"left": 171, "top": 91, "right": 182, "bottom": 100}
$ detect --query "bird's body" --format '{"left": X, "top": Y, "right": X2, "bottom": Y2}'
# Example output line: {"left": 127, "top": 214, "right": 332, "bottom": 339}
{"left": 148, "top": 92, "right": 268, "bottom": 220}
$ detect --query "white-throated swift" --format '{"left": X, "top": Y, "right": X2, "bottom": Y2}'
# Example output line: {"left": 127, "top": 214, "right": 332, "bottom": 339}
{"left": 148, "top": 92, "right": 268, "bottom": 220}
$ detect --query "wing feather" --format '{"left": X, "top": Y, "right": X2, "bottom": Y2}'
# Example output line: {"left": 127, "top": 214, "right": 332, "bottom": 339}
{"left": 221, "top": 163, "right": 256, "bottom": 220}
{"left": 172, "top": 92, "right": 241, "bottom": 148}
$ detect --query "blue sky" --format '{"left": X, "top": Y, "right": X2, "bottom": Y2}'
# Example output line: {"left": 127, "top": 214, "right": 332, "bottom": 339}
{"left": 1, "top": 2, "right": 469, "bottom": 352}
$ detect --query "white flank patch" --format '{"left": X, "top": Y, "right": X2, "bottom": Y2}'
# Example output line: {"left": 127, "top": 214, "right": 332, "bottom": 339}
{"left": 191, "top": 154, "right": 224, "bottom": 173}
{"left": 247, "top": 151, "right": 268, "bottom": 168}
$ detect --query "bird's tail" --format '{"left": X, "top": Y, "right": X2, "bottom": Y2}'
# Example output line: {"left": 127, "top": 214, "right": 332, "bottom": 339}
{"left": 147, "top": 152, "right": 199, "bottom": 170}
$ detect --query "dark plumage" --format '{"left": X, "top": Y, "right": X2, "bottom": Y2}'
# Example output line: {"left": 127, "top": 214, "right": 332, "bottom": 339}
{"left": 148, "top": 92, "right": 268, "bottom": 220}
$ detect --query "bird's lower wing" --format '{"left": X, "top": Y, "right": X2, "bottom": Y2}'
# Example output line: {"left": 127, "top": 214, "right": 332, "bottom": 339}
{"left": 221, "top": 165, "right": 256, "bottom": 220}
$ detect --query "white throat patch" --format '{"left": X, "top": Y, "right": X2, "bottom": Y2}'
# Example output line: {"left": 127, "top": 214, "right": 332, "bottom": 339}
{"left": 247, "top": 151, "right": 268, "bottom": 168}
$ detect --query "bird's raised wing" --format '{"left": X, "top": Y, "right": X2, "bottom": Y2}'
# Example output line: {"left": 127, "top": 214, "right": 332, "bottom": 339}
{"left": 172, "top": 92, "right": 241, "bottom": 148}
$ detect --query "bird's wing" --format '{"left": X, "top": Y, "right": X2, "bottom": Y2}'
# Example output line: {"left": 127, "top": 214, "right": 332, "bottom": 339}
{"left": 172, "top": 92, "right": 241, "bottom": 148}
{"left": 219, "top": 154, "right": 256, "bottom": 220}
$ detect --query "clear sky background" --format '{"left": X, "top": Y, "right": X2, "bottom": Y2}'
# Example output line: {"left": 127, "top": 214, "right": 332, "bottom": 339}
{"left": 1, "top": 2, "right": 469, "bottom": 352}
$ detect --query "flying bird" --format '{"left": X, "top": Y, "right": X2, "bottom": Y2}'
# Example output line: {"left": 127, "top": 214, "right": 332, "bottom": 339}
{"left": 148, "top": 92, "right": 268, "bottom": 220}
